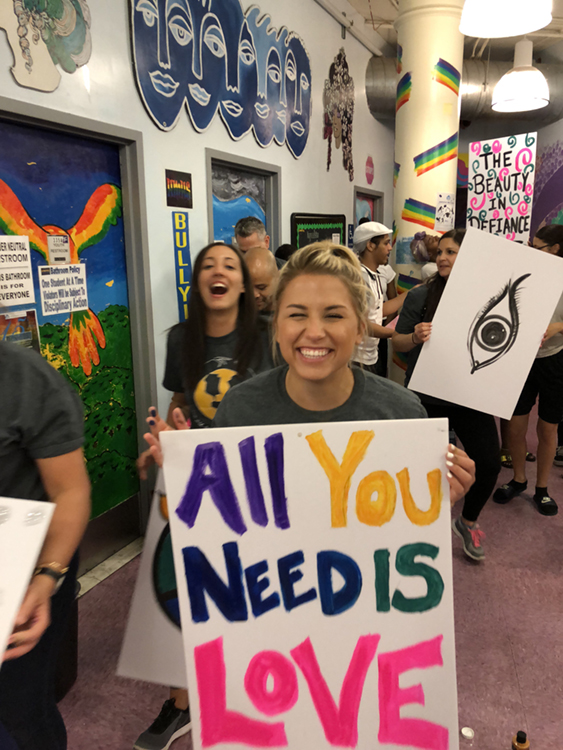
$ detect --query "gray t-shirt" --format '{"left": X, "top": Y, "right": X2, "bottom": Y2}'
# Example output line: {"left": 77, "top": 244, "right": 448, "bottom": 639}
{"left": 163, "top": 323, "right": 274, "bottom": 429}
{"left": 213, "top": 365, "right": 426, "bottom": 427}
{"left": 0, "top": 342, "right": 84, "bottom": 503}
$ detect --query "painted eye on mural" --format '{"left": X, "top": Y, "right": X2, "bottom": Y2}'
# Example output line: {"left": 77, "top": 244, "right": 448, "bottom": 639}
{"left": 204, "top": 26, "right": 226, "bottom": 58}
{"left": 267, "top": 61, "right": 281, "bottom": 84}
{"left": 136, "top": 0, "right": 157, "bottom": 27}
{"left": 467, "top": 274, "right": 530, "bottom": 374}
{"left": 239, "top": 39, "right": 255, "bottom": 65}
{"left": 300, "top": 73, "right": 310, "bottom": 91}
{"left": 286, "top": 55, "right": 297, "bottom": 82}
{"left": 169, "top": 15, "right": 192, "bottom": 46}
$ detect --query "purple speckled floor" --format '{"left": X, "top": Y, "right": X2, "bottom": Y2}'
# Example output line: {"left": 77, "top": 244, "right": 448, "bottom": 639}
{"left": 60, "top": 418, "right": 563, "bottom": 750}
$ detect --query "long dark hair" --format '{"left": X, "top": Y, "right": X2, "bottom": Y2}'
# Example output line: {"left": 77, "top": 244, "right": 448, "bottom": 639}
{"left": 180, "top": 242, "right": 261, "bottom": 391}
{"left": 423, "top": 229, "right": 466, "bottom": 322}
{"left": 535, "top": 224, "right": 563, "bottom": 257}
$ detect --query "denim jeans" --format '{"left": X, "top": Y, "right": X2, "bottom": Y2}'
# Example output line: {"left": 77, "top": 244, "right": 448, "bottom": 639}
{"left": 0, "top": 556, "right": 78, "bottom": 750}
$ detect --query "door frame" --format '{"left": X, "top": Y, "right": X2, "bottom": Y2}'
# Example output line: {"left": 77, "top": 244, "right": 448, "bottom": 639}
{"left": 0, "top": 95, "right": 157, "bottom": 564}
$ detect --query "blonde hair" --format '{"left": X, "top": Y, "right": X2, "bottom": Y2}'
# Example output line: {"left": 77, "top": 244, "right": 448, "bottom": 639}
{"left": 272, "top": 241, "right": 368, "bottom": 358}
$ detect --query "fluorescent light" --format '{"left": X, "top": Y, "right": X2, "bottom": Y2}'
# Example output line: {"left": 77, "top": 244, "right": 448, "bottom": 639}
{"left": 492, "top": 39, "right": 549, "bottom": 112}
{"left": 460, "top": 0, "right": 552, "bottom": 38}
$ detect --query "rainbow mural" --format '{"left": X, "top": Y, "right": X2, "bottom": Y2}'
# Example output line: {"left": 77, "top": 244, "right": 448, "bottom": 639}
{"left": 432, "top": 58, "right": 461, "bottom": 96}
{"left": 413, "top": 133, "right": 458, "bottom": 177}
{"left": 457, "top": 153, "right": 469, "bottom": 188}
{"left": 397, "top": 45, "right": 403, "bottom": 75}
{"left": 393, "top": 161, "right": 401, "bottom": 188}
{"left": 396, "top": 73, "right": 412, "bottom": 113}
{"left": 402, "top": 198, "right": 436, "bottom": 230}
{"left": 392, "top": 220, "right": 398, "bottom": 247}
{"left": 393, "top": 350, "right": 408, "bottom": 372}
{"left": 397, "top": 272, "right": 419, "bottom": 296}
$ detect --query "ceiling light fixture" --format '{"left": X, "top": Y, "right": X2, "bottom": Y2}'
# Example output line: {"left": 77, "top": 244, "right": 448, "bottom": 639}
{"left": 492, "top": 39, "right": 550, "bottom": 112}
{"left": 460, "top": 0, "right": 552, "bottom": 39}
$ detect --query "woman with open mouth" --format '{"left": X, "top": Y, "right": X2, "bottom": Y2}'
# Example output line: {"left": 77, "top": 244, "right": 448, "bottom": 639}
{"left": 134, "top": 241, "right": 273, "bottom": 750}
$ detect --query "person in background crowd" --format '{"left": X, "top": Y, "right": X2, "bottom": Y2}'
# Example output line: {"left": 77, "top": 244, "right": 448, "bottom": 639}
{"left": 555, "top": 421, "right": 563, "bottom": 467}
{"left": 410, "top": 231, "right": 440, "bottom": 281}
{"left": 393, "top": 229, "right": 500, "bottom": 561}
{"left": 351, "top": 221, "right": 395, "bottom": 375}
{"left": 275, "top": 242, "right": 297, "bottom": 263}
{"left": 135, "top": 241, "right": 273, "bottom": 750}
{"left": 0, "top": 341, "right": 91, "bottom": 750}
{"left": 493, "top": 224, "right": 563, "bottom": 516}
{"left": 144, "top": 241, "right": 475, "bottom": 513}
{"left": 234, "top": 215, "right": 270, "bottom": 254}
{"left": 353, "top": 221, "right": 405, "bottom": 377}
{"left": 245, "top": 246, "right": 279, "bottom": 315}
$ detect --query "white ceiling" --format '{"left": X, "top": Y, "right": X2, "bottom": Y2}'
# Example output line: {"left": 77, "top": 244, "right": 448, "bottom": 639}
{"left": 347, "top": 0, "right": 563, "bottom": 57}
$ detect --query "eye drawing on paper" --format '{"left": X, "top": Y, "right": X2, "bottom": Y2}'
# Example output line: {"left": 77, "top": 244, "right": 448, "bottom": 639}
{"left": 468, "top": 274, "right": 531, "bottom": 374}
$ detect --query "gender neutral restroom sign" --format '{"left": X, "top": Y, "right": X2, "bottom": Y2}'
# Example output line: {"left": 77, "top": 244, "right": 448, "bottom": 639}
{"left": 163, "top": 418, "right": 459, "bottom": 750}
{"left": 0, "top": 235, "right": 34, "bottom": 305}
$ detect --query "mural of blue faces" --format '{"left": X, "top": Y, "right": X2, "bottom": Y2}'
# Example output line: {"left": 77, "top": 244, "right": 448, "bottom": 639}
{"left": 131, "top": 0, "right": 312, "bottom": 157}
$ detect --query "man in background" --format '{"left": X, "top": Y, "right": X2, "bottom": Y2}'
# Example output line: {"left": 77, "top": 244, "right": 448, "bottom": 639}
{"left": 234, "top": 216, "right": 270, "bottom": 254}
{"left": 245, "top": 247, "right": 279, "bottom": 315}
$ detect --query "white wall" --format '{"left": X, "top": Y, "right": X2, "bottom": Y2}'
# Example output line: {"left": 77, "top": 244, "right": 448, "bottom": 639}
{"left": 0, "top": 0, "right": 394, "bottom": 411}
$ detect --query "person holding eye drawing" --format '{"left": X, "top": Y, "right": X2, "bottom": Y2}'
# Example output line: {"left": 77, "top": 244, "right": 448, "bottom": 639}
{"left": 393, "top": 229, "right": 501, "bottom": 562}
{"left": 493, "top": 224, "right": 563, "bottom": 516}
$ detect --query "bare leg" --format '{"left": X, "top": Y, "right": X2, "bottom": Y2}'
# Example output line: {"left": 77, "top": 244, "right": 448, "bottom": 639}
{"left": 506, "top": 414, "right": 530, "bottom": 484}
{"left": 170, "top": 687, "right": 189, "bottom": 711}
{"left": 536, "top": 418, "right": 558, "bottom": 488}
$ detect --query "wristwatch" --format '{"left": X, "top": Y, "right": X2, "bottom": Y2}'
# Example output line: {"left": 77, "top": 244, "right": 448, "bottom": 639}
{"left": 33, "top": 562, "right": 69, "bottom": 591}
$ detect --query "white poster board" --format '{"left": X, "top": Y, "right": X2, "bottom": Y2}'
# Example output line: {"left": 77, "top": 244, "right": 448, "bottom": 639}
{"left": 118, "top": 471, "right": 187, "bottom": 688}
{"left": 0, "top": 497, "right": 54, "bottom": 661}
{"left": 39, "top": 264, "right": 88, "bottom": 316}
{"left": 0, "top": 236, "right": 35, "bottom": 306}
{"left": 408, "top": 228, "right": 563, "bottom": 419}
{"left": 466, "top": 133, "right": 537, "bottom": 244}
{"left": 162, "top": 419, "right": 459, "bottom": 750}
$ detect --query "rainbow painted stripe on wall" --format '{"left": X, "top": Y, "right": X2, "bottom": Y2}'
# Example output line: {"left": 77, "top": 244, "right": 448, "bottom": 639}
{"left": 396, "top": 73, "right": 412, "bottom": 113}
{"left": 393, "top": 162, "right": 400, "bottom": 188}
{"left": 433, "top": 58, "right": 461, "bottom": 96}
{"left": 397, "top": 45, "right": 403, "bottom": 74}
{"left": 402, "top": 198, "right": 436, "bottom": 230}
{"left": 413, "top": 133, "right": 458, "bottom": 177}
{"left": 392, "top": 221, "right": 397, "bottom": 247}
{"left": 397, "top": 272, "right": 419, "bottom": 296}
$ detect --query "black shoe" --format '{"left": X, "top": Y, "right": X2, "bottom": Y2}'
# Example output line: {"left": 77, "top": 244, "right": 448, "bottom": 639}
{"left": 493, "top": 480, "right": 527, "bottom": 504}
{"left": 533, "top": 493, "right": 558, "bottom": 516}
{"left": 134, "top": 700, "right": 191, "bottom": 750}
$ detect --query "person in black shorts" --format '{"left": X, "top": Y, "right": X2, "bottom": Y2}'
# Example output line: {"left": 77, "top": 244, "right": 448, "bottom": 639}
{"left": 494, "top": 224, "right": 563, "bottom": 515}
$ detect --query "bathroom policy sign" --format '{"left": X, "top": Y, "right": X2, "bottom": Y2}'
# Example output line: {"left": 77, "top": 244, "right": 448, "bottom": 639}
{"left": 162, "top": 418, "right": 459, "bottom": 750}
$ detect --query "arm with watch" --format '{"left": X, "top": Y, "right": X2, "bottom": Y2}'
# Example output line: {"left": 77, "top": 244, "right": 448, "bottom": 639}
{"left": 4, "top": 449, "right": 90, "bottom": 662}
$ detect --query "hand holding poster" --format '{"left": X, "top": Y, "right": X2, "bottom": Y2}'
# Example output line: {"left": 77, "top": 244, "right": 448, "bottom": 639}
{"left": 0, "top": 497, "right": 54, "bottom": 660}
{"left": 466, "top": 133, "right": 537, "bottom": 244}
{"left": 408, "top": 228, "right": 563, "bottom": 419}
{"left": 162, "top": 419, "right": 459, "bottom": 750}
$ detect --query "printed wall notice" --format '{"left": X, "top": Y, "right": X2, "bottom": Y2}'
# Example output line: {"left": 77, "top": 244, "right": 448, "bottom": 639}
{"left": 467, "top": 133, "right": 537, "bottom": 244}
{"left": 0, "top": 235, "right": 34, "bottom": 306}
{"left": 162, "top": 419, "right": 459, "bottom": 750}
{"left": 39, "top": 264, "right": 88, "bottom": 316}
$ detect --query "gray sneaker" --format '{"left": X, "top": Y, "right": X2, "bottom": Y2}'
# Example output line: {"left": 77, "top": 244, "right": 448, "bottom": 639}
{"left": 452, "top": 516, "right": 486, "bottom": 561}
{"left": 554, "top": 446, "right": 563, "bottom": 467}
{"left": 134, "top": 700, "right": 191, "bottom": 750}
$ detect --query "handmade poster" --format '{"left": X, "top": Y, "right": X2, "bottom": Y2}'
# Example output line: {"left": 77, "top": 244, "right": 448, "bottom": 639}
{"left": 39, "top": 264, "right": 88, "bottom": 317}
{"left": 173, "top": 212, "right": 191, "bottom": 322}
{"left": 0, "top": 235, "right": 34, "bottom": 306}
{"left": 166, "top": 171, "right": 193, "bottom": 209}
{"left": 435, "top": 193, "right": 455, "bottom": 232}
{"left": 118, "top": 471, "right": 187, "bottom": 688}
{"left": 0, "top": 309, "right": 40, "bottom": 352}
{"left": 0, "top": 497, "right": 55, "bottom": 661}
{"left": 162, "top": 418, "right": 459, "bottom": 750}
{"left": 466, "top": 133, "right": 537, "bottom": 244}
{"left": 408, "top": 228, "right": 563, "bottom": 419}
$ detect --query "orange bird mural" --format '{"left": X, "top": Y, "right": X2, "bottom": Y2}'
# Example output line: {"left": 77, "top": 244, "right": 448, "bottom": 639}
{"left": 0, "top": 178, "right": 122, "bottom": 376}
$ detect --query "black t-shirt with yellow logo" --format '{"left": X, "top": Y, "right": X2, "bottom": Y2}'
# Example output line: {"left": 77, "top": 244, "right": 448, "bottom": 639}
{"left": 163, "top": 324, "right": 273, "bottom": 428}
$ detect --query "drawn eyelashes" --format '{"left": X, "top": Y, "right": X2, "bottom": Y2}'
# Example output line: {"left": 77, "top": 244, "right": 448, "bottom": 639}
{"left": 468, "top": 274, "right": 531, "bottom": 374}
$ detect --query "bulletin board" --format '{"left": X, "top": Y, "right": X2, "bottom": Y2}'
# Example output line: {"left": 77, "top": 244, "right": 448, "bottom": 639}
{"left": 290, "top": 213, "right": 347, "bottom": 249}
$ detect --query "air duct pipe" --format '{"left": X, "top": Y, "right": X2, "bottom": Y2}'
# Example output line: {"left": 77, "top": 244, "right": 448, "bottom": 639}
{"left": 366, "top": 57, "right": 563, "bottom": 125}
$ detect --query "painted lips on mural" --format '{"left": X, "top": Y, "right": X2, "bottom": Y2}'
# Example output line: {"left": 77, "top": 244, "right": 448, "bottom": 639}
{"left": 131, "top": 0, "right": 312, "bottom": 158}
